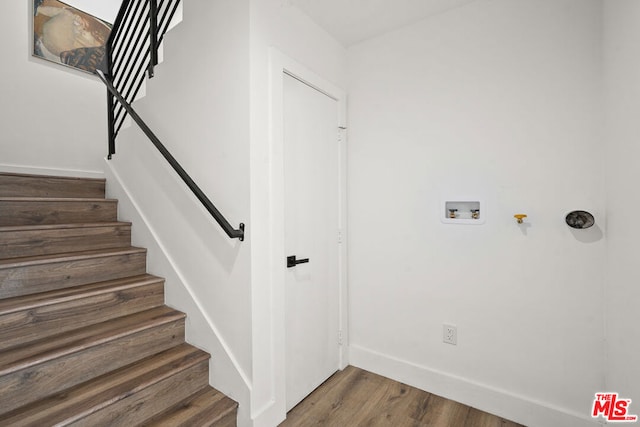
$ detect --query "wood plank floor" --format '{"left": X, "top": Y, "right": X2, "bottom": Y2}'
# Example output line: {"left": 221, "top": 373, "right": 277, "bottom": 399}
{"left": 280, "top": 366, "right": 525, "bottom": 427}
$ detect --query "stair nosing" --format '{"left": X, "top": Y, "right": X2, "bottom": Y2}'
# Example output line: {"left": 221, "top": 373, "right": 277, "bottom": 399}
{"left": 0, "top": 172, "right": 106, "bottom": 183}
{"left": 0, "top": 197, "right": 116, "bottom": 202}
{"left": 0, "top": 246, "right": 147, "bottom": 269}
{"left": 0, "top": 306, "right": 186, "bottom": 376}
{"left": 0, "top": 222, "right": 132, "bottom": 232}
{"left": 0, "top": 274, "right": 163, "bottom": 316}
{"left": 146, "top": 386, "right": 238, "bottom": 426}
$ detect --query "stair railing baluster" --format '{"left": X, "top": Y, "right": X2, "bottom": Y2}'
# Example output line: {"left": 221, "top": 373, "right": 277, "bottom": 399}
{"left": 96, "top": 0, "right": 245, "bottom": 241}
{"left": 112, "top": 2, "right": 149, "bottom": 79}
{"left": 148, "top": 0, "right": 158, "bottom": 78}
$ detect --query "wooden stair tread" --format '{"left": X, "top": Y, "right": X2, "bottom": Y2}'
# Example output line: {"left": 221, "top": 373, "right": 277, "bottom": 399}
{"left": 0, "top": 173, "right": 105, "bottom": 199}
{"left": 0, "top": 197, "right": 116, "bottom": 202}
{"left": 0, "top": 172, "right": 105, "bottom": 183}
{"left": 0, "top": 221, "right": 132, "bottom": 232}
{"left": 0, "top": 274, "right": 165, "bottom": 353}
{"left": 0, "top": 247, "right": 147, "bottom": 299}
{"left": 0, "top": 344, "right": 209, "bottom": 426}
{"left": 0, "top": 306, "right": 185, "bottom": 376}
{"left": 0, "top": 222, "right": 133, "bottom": 260}
{"left": 0, "top": 198, "right": 119, "bottom": 227}
{"left": 0, "top": 246, "right": 146, "bottom": 269}
{"left": 0, "top": 274, "right": 162, "bottom": 315}
{"left": 143, "top": 386, "right": 238, "bottom": 426}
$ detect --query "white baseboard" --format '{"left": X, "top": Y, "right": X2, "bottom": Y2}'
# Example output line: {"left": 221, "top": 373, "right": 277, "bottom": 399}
{"left": 250, "top": 401, "right": 286, "bottom": 427}
{"left": 349, "top": 345, "right": 601, "bottom": 427}
{"left": 0, "top": 163, "right": 104, "bottom": 179}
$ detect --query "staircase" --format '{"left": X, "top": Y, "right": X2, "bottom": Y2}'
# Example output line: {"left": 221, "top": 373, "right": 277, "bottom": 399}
{"left": 0, "top": 172, "right": 237, "bottom": 426}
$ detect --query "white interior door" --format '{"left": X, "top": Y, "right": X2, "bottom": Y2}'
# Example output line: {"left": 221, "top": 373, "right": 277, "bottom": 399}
{"left": 284, "top": 72, "right": 340, "bottom": 411}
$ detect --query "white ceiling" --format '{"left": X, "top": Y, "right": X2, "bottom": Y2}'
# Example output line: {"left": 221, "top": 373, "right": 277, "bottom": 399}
{"left": 290, "top": 0, "right": 479, "bottom": 47}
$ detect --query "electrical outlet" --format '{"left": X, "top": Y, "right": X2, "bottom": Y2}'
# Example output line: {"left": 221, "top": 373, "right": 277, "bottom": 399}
{"left": 443, "top": 324, "right": 457, "bottom": 345}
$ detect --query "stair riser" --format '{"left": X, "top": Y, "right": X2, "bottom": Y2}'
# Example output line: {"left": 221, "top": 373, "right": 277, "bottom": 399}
{"left": 0, "top": 225, "right": 132, "bottom": 259}
{"left": 0, "top": 282, "right": 165, "bottom": 351}
{"left": 0, "top": 200, "right": 117, "bottom": 226}
{"left": 73, "top": 361, "right": 209, "bottom": 427}
{"left": 0, "top": 252, "right": 147, "bottom": 298}
{"left": 214, "top": 411, "right": 238, "bottom": 427}
{"left": 146, "top": 390, "right": 237, "bottom": 427}
{"left": 0, "top": 318, "right": 186, "bottom": 414}
{"left": 0, "top": 174, "right": 105, "bottom": 199}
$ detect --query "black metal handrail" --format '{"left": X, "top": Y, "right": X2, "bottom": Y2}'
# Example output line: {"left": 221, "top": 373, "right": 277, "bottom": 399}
{"left": 96, "top": 0, "right": 245, "bottom": 241}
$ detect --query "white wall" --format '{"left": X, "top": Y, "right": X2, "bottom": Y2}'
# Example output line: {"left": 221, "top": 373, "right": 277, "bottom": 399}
{"left": 64, "top": 0, "right": 121, "bottom": 23}
{"left": 347, "top": 1, "right": 605, "bottom": 426}
{"left": 105, "top": 0, "right": 254, "bottom": 424}
{"left": 603, "top": 0, "right": 640, "bottom": 409}
{"left": 0, "top": 1, "right": 106, "bottom": 176}
{"left": 248, "top": 1, "right": 347, "bottom": 425}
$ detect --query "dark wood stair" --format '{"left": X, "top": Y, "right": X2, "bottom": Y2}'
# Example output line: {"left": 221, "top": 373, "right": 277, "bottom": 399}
{"left": 0, "top": 197, "right": 119, "bottom": 226}
{"left": 0, "top": 222, "right": 132, "bottom": 258}
{"left": 0, "top": 172, "right": 237, "bottom": 426}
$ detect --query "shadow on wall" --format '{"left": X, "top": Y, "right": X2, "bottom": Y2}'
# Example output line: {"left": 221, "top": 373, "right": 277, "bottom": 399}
{"left": 517, "top": 222, "right": 532, "bottom": 236}
{"left": 567, "top": 210, "right": 603, "bottom": 244}
{"left": 570, "top": 225, "right": 604, "bottom": 244}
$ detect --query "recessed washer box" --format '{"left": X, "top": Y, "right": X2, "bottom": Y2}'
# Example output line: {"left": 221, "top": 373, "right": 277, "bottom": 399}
{"left": 442, "top": 200, "right": 485, "bottom": 225}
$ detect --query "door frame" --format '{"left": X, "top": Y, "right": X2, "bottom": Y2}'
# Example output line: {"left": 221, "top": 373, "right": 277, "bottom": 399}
{"left": 268, "top": 48, "right": 348, "bottom": 419}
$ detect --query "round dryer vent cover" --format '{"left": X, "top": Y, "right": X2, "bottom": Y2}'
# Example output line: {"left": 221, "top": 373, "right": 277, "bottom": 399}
{"left": 565, "top": 210, "right": 595, "bottom": 229}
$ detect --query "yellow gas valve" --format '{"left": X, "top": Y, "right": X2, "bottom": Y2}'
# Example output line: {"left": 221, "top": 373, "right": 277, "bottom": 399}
{"left": 514, "top": 214, "right": 527, "bottom": 224}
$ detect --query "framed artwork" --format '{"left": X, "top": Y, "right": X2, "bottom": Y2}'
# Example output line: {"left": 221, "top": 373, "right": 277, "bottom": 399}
{"left": 33, "top": 0, "right": 112, "bottom": 73}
